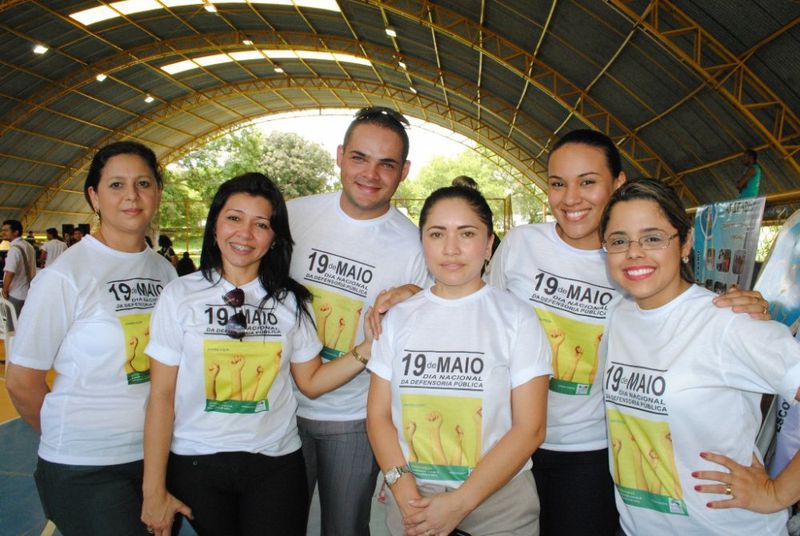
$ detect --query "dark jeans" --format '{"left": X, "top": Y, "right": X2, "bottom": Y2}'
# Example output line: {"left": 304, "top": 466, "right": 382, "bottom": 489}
{"left": 34, "top": 457, "right": 150, "bottom": 536}
{"left": 532, "top": 447, "right": 620, "bottom": 536}
{"left": 167, "top": 449, "right": 308, "bottom": 536}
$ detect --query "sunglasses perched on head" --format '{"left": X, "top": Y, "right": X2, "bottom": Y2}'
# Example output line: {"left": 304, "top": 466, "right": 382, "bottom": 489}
{"left": 354, "top": 106, "right": 410, "bottom": 129}
{"left": 222, "top": 288, "right": 247, "bottom": 340}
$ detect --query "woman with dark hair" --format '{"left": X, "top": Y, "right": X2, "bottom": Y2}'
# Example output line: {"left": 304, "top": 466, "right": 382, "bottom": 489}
{"left": 157, "top": 234, "right": 178, "bottom": 267}
{"left": 6, "top": 141, "right": 176, "bottom": 535}
{"left": 367, "top": 186, "right": 551, "bottom": 536}
{"left": 142, "top": 172, "right": 373, "bottom": 536}
{"left": 599, "top": 178, "right": 800, "bottom": 535}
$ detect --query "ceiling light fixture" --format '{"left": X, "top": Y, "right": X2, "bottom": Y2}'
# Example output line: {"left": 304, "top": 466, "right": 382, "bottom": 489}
{"left": 274, "top": 66, "right": 284, "bottom": 73}
{"left": 204, "top": 2, "right": 217, "bottom": 13}
{"left": 96, "top": 73, "right": 107, "bottom": 82}
{"left": 409, "top": 86, "right": 417, "bottom": 94}
{"left": 242, "top": 39, "right": 254, "bottom": 45}
{"left": 398, "top": 61, "right": 407, "bottom": 70}
{"left": 33, "top": 44, "right": 49, "bottom": 55}
{"left": 385, "top": 27, "right": 397, "bottom": 38}
{"left": 144, "top": 94, "right": 154, "bottom": 103}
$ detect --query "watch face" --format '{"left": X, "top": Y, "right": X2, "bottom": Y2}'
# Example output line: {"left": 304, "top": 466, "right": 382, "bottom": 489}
{"left": 384, "top": 468, "right": 400, "bottom": 486}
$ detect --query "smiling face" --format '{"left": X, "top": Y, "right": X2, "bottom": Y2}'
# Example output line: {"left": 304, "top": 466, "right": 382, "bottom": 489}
{"left": 214, "top": 192, "right": 275, "bottom": 285}
{"left": 548, "top": 142, "right": 625, "bottom": 250}
{"left": 87, "top": 153, "right": 161, "bottom": 245}
{"left": 422, "top": 197, "right": 493, "bottom": 299}
{"left": 604, "top": 199, "right": 693, "bottom": 310}
{"left": 336, "top": 122, "right": 410, "bottom": 220}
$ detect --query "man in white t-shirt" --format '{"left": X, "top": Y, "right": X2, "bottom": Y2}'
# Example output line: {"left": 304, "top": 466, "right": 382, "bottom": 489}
{"left": 40, "top": 227, "right": 68, "bottom": 268}
{"left": 2, "top": 219, "right": 37, "bottom": 320}
{"left": 288, "top": 107, "right": 429, "bottom": 535}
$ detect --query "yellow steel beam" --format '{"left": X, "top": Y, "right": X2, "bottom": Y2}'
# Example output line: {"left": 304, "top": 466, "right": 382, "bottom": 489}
{"left": 607, "top": 0, "right": 800, "bottom": 176}
{"left": 366, "top": 0, "right": 696, "bottom": 204}
{"left": 21, "top": 76, "right": 553, "bottom": 228}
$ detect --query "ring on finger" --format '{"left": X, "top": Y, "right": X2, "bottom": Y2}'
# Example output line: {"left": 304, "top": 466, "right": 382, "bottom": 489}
{"left": 725, "top": 484, "right": 733, "bottom": 496}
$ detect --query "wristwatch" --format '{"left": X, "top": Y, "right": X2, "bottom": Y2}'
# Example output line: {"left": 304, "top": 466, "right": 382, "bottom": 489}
{"left": 383, "top": 465, "right": 412, "bottom": 487}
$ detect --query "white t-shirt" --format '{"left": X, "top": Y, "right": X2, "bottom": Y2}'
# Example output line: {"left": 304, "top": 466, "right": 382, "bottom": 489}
{"left": 146, "top": 271, "right": 322, "bottom": 457}
{"left": 42, "top": 238, "right": 68, "bottom": 267}
{"left": 488, "top": 222, "right": 620, "bottom": 451}
{"left": 5, "top": 237, "right": 37, "bottom": 300}
{"left": 9, "top": 236, "right": 177, "bottom": 465}
{"left": 288, "top": 191, "right": 429, "bottom": 421}
{"left": 603, "top": 285, "right": 800, "bottom": 536}
{"left": 368, "top": 285, "right": 552, "bottom": 488}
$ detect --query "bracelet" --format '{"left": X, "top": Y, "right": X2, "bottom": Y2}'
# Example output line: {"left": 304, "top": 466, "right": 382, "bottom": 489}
{"left": 352, "top": 346, "right": 368, "bottom": 365}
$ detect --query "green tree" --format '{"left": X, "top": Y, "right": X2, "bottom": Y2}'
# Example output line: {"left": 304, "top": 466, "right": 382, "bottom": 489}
{"left": 395, "top": 150, "right": 544, "bottom": 231}
{"left": 160, "top": 128, "right": 337, "bottom": 238}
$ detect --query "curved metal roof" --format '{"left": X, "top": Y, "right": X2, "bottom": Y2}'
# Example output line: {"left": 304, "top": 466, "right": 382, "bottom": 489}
{"left": 0, "top": 0, "right": 798, "bottom": 231}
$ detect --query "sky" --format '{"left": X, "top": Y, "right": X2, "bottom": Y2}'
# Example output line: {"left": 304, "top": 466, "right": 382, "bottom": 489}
{"left": 252, "top": 108, "right": 473, "bottom": 182}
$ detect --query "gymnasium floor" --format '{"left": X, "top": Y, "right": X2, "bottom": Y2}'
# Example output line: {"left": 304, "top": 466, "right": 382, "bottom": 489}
{"left": 0, "top": 355, "right": 388, "bottom": 536}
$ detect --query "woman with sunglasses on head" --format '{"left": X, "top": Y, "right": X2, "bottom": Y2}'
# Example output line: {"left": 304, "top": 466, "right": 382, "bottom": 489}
{"left": 367, "top": 186, "right": 551, "bottom": 536}
{"left": 599, "top": 178, "right": 800, "bottom": 535}
{"left": 142, "top": 172, "right": 373, "bottom": 536}
{"left": 6, "top": 142, "right": 177, "bottom": 536}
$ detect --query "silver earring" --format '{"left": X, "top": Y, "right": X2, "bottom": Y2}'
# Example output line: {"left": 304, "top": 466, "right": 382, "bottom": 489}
{"left": 681, "top": 256, "right": 689, "bottom": 264}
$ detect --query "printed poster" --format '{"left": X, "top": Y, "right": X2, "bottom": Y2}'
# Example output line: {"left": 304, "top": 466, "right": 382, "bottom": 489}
{"left": 203, "top": 340, "right": 281, "bottom": 413}
{"left": 607, "top": 409, "right": 686, "bottom": 516}
{"left": 401, "top": 393, "right": 482, "bottom": 482}
{"left": 754, "top": 208, "right": 800, "bottom": 331}
{"left": 693, "top": 197, "right": 765, "bottom": 293}
{"left": 537, "top": 310, "right": 604, "bottom": 395}
{"left": 120, "top": 313, "right": 151, "bottom": 385}
{"left": 310, "top": 287, "right": 363, "bottom": 360}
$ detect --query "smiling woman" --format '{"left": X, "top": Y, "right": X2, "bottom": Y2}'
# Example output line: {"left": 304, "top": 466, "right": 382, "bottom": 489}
{"left": 5, "top": 141, "right": 177, "bottom": 536}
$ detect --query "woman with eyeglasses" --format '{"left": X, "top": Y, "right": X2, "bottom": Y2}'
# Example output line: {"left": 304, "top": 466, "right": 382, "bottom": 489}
{"left": 6, "top": 142, "right": 177, "bottom": 536}
{"left": 141, "top": 172, "right": 373, "bottom": 536}
{"left": 599, "top": 178, "right": 800, "bottom": 535}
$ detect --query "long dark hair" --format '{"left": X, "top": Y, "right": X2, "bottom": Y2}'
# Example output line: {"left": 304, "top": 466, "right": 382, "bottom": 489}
{"left": 599, "top": 178, "right": 694, "bottom": 283}
{"left": 550, "top": 129, "right": 623, "bottom": 178}
{"left": 200, "top": 172, "right": 312, "bottom": 321}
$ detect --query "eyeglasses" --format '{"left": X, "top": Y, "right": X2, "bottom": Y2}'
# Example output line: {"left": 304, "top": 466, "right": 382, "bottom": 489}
{"left": 222, "top": 288, "right": 247, "bottom": 340}
{"left": 602, "top": 232, "right": 680, "bottom": 254}
{"left": 354, "top": 106, "right": 409, "bottom": 129}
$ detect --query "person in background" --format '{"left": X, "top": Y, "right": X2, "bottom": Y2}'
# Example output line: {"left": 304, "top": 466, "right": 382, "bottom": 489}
{"left": 40, "top": 227, "right": 68, "bottom": 268}
{"left": 158, "top": 234, "right": 178, "bottom": 267}
{"left": 2, "top": 219, "right": 37, "bottom": 318}
{"left": 5, "top": 141, "right": 176, "bottom": 535}
{"left": 70, "top": 227, "right": 84, "bottom": 246}
{"left": 175, "top": 251, "right": 196, "bottom": 277}
{"left": 736, "top": 149, "right": 761, "bottom": 199}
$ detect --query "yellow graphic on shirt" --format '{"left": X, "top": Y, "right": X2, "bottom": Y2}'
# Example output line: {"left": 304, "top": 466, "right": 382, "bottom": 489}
{"left": 535, "top": 309, "right": 603, "bottom": 395}
{"left": 401, "top": 394, "right": 482, "bottom": 482}
{"left": 309, "top": 286, "right": 363, "bottom": 360}
{"left": 120, "top": 313, "right": 152, "bottom": 385}
{"left": 607, "top": 409, "right": 687, "bottom": 516}
{"left": 203, "top": 340, "right": 281, "bottom": 413}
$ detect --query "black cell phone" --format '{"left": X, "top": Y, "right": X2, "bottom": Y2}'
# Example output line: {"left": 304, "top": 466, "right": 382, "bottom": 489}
{"left": 449, "top": 530, "right": 471, "bottom": 536}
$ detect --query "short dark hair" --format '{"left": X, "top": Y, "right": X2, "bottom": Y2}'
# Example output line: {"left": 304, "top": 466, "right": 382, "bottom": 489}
{"left": 84, "top": 141, "right": 163, "bottom": 210}
{"left": 419, "top": 186, "right": 494, "bottom": 239}
{"left": 200, "top": 172, "right": 312, "bottom": 321}
{"left": 550, "top": 129, "right": 623, "bottom": 178}
{"left": 158, "top": 234, "right": 172, "bottom": 249}
{"left": 599, "top": 178, "right": 694, "bottom": 283}
{"left": 3, "top": 219, "right": 22, "bottom": 236}
{"left": 342, "top": 107, "right": 410, "bottom": 161}
{"left": 46, "top": 227, "right": 58, "bottom": 238}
